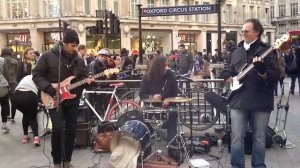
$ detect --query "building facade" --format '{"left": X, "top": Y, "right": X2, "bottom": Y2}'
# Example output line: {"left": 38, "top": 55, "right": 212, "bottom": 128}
{"left": 0, "top": 0, "right": 275, "bottom": 57}
{"left": 271, "top": 0, "right": 299, "bottom": 39}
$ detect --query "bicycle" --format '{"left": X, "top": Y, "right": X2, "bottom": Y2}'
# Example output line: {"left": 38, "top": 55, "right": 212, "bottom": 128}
{"left": 176, "top": 76, "right": 225, "bottom": 131}
{"left": 82, "top": 82, "right": 142, "bottom": 122}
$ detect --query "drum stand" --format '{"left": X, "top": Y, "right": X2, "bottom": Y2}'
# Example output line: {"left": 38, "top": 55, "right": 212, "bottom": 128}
{"left": 167, "top": 104, "right": 190, "bottom": 165}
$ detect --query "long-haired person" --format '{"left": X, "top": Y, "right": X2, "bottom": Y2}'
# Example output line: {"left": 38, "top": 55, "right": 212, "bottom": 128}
{"left": 12, "top": 75, "right": 40, "bottom": 146}
{"left": 16, "top": 47, "right": 35, "bottom": 82}
{"left": 139, "top": 55, "right": 180, "bottom": 161}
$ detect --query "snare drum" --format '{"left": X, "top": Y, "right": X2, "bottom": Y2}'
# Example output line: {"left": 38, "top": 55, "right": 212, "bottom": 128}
{"left": 143, "top": 108, "right": 169, "bottom": 124}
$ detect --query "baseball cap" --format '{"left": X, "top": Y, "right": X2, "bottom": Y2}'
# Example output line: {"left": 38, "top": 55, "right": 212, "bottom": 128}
{"left": 98, "top": 49, "right": 110, "bottom": 56}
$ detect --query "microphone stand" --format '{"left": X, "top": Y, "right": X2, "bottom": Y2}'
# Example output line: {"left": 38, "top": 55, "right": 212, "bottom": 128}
{"left": 58, "top": 19, "right": 66, "bottom": 168}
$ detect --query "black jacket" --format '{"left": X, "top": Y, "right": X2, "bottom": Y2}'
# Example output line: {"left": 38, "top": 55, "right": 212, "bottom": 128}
{"left": 32, "top": 42, "right": 87, "bottom": 106}
{"left": 223, "top": 39, "right": 279, "bottom": 112}
{"left": 16, "top": 62, "right": 32, "bottom": 83}
{"left": 139, "top": 69, "right": 178, "bottom": 105}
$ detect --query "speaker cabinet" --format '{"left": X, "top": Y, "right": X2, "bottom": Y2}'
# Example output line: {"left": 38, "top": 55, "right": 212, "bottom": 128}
{"left": 75, "top": 122, "right": 90, "bottom": 147}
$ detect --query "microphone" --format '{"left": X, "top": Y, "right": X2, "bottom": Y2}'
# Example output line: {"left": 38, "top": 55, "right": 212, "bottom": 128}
{"left": 204, "top": 91, "right": 228, "bottom": 115}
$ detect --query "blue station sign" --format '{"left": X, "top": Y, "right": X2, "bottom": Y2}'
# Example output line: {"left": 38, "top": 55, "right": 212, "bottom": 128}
{"left": 141, "top": 4, "right": 217, "bottom": 17}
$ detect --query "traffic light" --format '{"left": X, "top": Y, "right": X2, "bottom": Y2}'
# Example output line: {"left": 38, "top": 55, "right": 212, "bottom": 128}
{"left": 114, "top": 18, "right": 120, "bottom": 34}
{"left": 96, "top": 20, "right": 104, "bottom": 34}
{"left": 110, "top": 13, "right": 115, "bottom": 35}
{"left": 89, "top": 26, "right": 98, "bottom": 34}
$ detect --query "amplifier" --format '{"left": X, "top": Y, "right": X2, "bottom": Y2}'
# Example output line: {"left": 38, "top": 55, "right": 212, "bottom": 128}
{"left": 77, "top": 105, "right": 89, "bottom": 123}
{"left": 74, "top": 122, "right": 90, "bottom": 147}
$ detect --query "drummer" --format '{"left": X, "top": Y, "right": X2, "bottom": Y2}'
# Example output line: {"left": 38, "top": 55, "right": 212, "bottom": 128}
{"left": 139, "top": 55, "right": 179, "bottom": 161}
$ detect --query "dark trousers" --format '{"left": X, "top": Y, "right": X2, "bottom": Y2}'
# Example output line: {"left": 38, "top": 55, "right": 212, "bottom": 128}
{"left": 274, "top": 77, "right": 284, "bottom": 95}
{"left": 12, "top": 90, "right": 39, "bottom": 136}
{"left": 0, "top": 95, "right": 9, "bottom": 123}
{"left": 49, "top": 104, "right": 78, "bottom": 164}
{"left": 290, "top": 74, "right": 300, "bottom": 94}
{"left": 166, "top": 111, "right": 178, "bottom": 143}
{"left": 9, "top": 91, "right": 17, "bottom": 120}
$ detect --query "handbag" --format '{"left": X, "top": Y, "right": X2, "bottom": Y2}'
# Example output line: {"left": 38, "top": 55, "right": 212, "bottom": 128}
{"left": 94, "top": 122, "right": 117, "bottom": 153}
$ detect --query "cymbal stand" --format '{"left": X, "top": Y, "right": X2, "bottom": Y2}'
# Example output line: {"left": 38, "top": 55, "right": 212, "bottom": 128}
{"left": 167, "top": 104, "right": 191, "bottom": 166}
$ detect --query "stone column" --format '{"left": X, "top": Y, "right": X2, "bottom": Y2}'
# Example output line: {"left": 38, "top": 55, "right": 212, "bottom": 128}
{"left": 120, "top": 25, "right": 131, "bottom": 50}
{"left": 29, "top": 28, "right": 44, "bottom": 52}
{"left": 199, "top": 28, "right": 207, "bottom": 53}
{"left": 172, "top": 29, "right": 179, "bottom": 50}
{"left": 0, "top": 33, "right": 7, "bottom": 49}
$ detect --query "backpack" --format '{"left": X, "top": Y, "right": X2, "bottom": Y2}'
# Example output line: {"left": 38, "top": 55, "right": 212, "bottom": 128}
{"left": 0, "top": 57, "right": 9, "bottom": 97}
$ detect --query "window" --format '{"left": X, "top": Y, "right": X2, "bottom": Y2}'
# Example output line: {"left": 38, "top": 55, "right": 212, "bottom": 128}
{"left": 266, "top": 8, "right": 270, "bottom": 23}
{"left": 162, "top": 0, "right": 170, "bottom": 20}
{"left": 98, "top": 0, "right": 106, "bottom": 10}
{"left": 270, "top": 6, "right": 274, "bottom": 19}
{"left": 131, "top": 0, "right": 138, "bottom": 18}
{"left": 250, "top": 6, "right": 255, "bottom": 18}
{"left": 257, "top": 7, "right": 260, "bottom": 19}
{"left": 6, "top": 0, "right": 30, "bottom": 19}
{"left": 225, "top": 4, "right": 232, "bottom": 24}
{"left": 84, "top": 0, "right": 90, "bottom": 15}
{"left": 279, "top": 5, "right": 286, "bottom": 17}
{"left": 175, "top": 0, "right": 179, "bottom": 21}
{"left": 49, "top": 0, "right": 61, "bottom": 17}
{"left": 242, "top": 5, "right": 246, "bottom": 22}
{"left": 278, "top": 24, "right": 286, "bottom": 34}
{"left": 114, "top": 0, "right": 119, "bottom": 16}
{"left": 195, "top": 1, "right": 200, "bottom": 22}
{"left": 147, "top": 0, "right": 154, "bottom": 20}
{"left": 203, "top": 2, "right": 209, "bottom": 23}
{"left": 291, "top": 3, "right": 298, "bottom": 17}
{"left": 290, "top": 22, "right": 298, "bottom": 30}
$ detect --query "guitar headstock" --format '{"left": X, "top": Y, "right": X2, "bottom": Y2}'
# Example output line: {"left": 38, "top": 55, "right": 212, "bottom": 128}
{"left": 103, "top": 68, "right": 120, "bottom": 77}
{"left": 272, "top": 34, "right": 290, "bottom": 51}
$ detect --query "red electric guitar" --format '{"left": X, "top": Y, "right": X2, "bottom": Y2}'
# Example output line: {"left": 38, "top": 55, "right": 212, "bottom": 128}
{"left": 41, "top": 68, "right": 119, "bottom": 109}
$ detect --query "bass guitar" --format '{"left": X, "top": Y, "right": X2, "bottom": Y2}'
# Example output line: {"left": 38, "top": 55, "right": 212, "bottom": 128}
{"left": 41, "top": 68, "right": 120, "bottom": 109}
{"left": 226, "top": 34, "right": 289, "bottom": 100}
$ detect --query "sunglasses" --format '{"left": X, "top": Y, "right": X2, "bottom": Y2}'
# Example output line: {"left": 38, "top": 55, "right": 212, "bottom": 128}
{"left": 241, "top": 30, "right": 250, "bottom": 34}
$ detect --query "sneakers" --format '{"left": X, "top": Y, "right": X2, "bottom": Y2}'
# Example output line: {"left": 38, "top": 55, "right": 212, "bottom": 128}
{"left": 1, "top": 126, "right": 9, "bottom": 133}
{"left": 53, "top": 164, "right": 62, "bottom": 168}
{"left": 33, "top": 136, "right": 41, "bottom": 146}
{"left": 64, "top": 162, "right": 74, "bottom": 168}
{"left": 22, "top": 136, "right": 30, "bottom": 143}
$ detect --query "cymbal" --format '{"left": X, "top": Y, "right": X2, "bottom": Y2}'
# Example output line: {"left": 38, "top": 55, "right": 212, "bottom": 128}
{"left": 141, "top": 98, "right": 162, "bottom": 103}
{"left": 165, "top": 97, "right": 192, "bottom": 103}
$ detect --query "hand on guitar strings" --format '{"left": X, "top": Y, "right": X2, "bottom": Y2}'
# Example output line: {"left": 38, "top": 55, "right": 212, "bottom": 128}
{"left": 86, "top": 75, "right": 95, "bottom": 84}
{"left": 253, "top": 56, "right": 266, "bottom": 75}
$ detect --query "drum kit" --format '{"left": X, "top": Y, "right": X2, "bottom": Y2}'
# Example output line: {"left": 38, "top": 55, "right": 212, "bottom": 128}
{"left": 109, "top": 96, "right": 193, "bottom": 167}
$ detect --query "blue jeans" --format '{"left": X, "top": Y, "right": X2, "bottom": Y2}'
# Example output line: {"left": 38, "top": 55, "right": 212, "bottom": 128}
{"left": 230, "top": 108, "right": 270, "bottom": 168}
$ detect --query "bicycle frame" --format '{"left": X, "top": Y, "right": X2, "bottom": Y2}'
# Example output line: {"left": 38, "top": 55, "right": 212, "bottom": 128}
{"left": 81, "top": 84, "right": 123, "bottom": 122}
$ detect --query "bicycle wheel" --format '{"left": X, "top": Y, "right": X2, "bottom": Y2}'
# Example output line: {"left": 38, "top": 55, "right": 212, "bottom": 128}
{"left": 179, "top": 88, "right": 220, "bottom": 131}
{"left": 107, "top": 100, "right": 142, "bottom": 121}
{"left": 120, "top": 90, "right": 140, "bottom": 103}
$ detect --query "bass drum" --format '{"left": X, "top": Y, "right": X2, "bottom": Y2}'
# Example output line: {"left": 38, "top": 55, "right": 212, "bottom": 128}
{"left": 112, "top": 110, "right": 153, "bottom": 160}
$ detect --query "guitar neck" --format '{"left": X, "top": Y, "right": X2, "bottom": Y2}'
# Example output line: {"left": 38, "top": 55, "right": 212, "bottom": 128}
{"left": 237, "top": 47, "right": 273, "bottom": 81}
{"left": 68, "top": 72, "right": 104, "bottom": 90}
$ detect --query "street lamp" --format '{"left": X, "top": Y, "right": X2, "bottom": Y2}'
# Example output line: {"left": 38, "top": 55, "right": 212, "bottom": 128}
{"left": 137, "top": 0, "right": 143, "bottom": 64}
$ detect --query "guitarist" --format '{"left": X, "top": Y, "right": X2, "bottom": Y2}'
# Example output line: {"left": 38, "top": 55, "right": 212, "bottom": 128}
{"left": 32, "top": 28, "right": 94, "bottom": 168}
{"left": 221, "top": 19, "right": 280, "bottom": 168}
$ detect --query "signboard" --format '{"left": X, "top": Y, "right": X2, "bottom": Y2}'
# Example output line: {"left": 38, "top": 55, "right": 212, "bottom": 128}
{"left": 141, "top": 4, "right": 217, "bottom": 17}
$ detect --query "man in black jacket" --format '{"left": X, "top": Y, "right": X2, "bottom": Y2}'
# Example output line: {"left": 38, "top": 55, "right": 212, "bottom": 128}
{"left": 32, "top": 29, "right": 93, "bottom": 168}
{"left": 222, "top": 19, "right": 279, "bottom": 168}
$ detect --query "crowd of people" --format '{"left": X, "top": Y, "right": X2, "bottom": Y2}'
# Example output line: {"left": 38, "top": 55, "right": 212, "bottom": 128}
{"left": 0, "top": 18, "right": 299, "bottom": 168}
